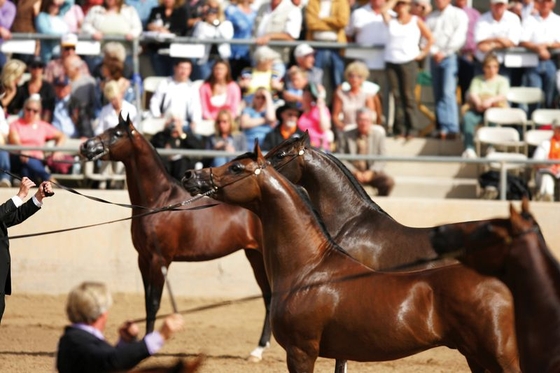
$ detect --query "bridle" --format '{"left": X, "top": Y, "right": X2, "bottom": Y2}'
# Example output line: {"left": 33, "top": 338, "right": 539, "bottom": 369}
{"left": 206, "top": 156, "right": 271, "bottom": 193}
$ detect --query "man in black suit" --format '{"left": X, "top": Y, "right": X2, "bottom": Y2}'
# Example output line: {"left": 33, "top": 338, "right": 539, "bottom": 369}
{"left": 57, "top": 281, "right": 184, "bottom": 373}
{"left": 0, "top": 176, "right": 53, "bottom": 322}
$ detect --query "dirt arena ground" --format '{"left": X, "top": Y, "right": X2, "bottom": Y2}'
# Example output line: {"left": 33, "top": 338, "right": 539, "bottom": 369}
{"left": 0, "top": 293, "right": 472, "bottom": 372}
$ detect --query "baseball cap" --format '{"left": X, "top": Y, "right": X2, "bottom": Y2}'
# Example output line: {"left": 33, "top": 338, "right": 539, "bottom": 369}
{"left": 61, "top": 33, "right": 78, "bottom": 47}
{"left": 53, "top": 75, "right": 70, "bottom": 87}
{"left": 29, "top": 56, "right": 45, "bottom": 69}
{"left": 490, "top": 0, "right": 508, "bottom": 4}
{"left": 294, "top": 44, "right": 315, "bottom": 58}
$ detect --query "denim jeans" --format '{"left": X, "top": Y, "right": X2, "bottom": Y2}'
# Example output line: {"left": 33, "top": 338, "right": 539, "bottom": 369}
{"left": 523, "top": 59, "right": 557, "bottom": 109}
{"left": 431, "top": 55, "right": 459, "bottom": 134}
{"left": 0, "top": 151, "right": 10, "bottom": 183}
{"left": 10, "top": 155, "right": 51, "bottom": 182}
{"left": 314, "top": 49, "right": 345, "bottom": 89}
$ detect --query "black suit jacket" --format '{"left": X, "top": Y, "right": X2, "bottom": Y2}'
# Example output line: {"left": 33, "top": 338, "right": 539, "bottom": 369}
{"left": 57, "top": 327, "right": 151, "bottom": 373}
{"left": 0, "top": 198, "right": 41, "bottom": 295}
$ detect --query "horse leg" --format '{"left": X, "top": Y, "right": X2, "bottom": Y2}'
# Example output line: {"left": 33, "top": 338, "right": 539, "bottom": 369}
{"left": 139, "top": 255, "right": 166, "bottom": 334}
{"left": 465, "top": 358, "right": 488, "bottom": 373}
{"left": 286, "top": 347, "right": 317, "bottom": 373}
{"left": 243, "top": 249, "right": 272, "bottom": 363}
{"left": 334, "top": 360, "right": 348, "bottom": 373}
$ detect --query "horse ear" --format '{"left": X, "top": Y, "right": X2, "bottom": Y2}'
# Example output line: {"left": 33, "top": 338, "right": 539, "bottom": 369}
{"left": 254, "top": 140, "right": 264, "bottom": 162}
{"left": 118, "top": 111, "right": 126, "bottom": 126}
{"left": 303, "top": 130, "right": 310, "bottom": 145}
{"left": 521, "top": 197, "right": 530, "bottom": 215}
{"left": 509, "top": 202, "right": 524, "bottom": 228}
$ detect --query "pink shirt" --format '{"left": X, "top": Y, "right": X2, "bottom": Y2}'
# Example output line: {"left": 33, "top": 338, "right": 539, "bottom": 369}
{"left": 297, "top": 106, "right": 331, "bottom": 152}
{"left": 10, "top": 118, "right": 59, "bottom": 159}
{"left": 199, "top": 81, "right": 242, "bottom": 120}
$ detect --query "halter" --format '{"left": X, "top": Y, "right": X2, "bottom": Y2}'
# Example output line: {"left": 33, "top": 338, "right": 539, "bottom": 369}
{"left": 207, "top": 157, "right": 269, "bottom": 193}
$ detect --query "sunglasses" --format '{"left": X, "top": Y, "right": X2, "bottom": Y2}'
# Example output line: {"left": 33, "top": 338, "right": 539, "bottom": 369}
{"left": 254, "top": 95, "right": 265, "bottom": 99}
{"left": 285, "top": 112, "right": 300, "bottom": 117}
{"left": 397, "top": 1, "right": 411, "bottom": 5}
{"left": 25, "top": 108, "right": 39, "bottom": 113}
{"left": 63, "top": 46, "right": 76, "bottom": 51}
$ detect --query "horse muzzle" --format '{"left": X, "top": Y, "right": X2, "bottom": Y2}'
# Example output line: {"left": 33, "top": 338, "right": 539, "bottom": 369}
{"left": 182, "top": 170, "right": 214, "bottom": 196}
{"left": 80, "top": 139, "right": 106, "bottom": 161}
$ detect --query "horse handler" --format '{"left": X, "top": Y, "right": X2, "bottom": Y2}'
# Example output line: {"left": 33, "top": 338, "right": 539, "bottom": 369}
{"left": 0, "top": 176, "right": 53, "bottom": 323}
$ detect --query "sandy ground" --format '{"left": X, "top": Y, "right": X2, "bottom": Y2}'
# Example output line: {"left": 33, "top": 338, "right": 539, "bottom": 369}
{"left": 0, "top": 293, "right": 473, "bottom": 372}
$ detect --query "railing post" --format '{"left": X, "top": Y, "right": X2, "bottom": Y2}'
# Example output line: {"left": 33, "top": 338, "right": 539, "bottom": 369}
{"left": 499, "top": 162, "right": 507, "bottom": 200}
{"left": 131, "top": 37, "right": 143, "bottom": 132}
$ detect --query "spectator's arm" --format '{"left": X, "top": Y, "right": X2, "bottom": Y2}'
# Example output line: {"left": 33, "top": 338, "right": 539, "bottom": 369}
{"left": 321, "top": 0, "right": 350, "bottom": 29}
{"left": 381, "top": 0, "right": 398, "bottom": 24}
{"left": 149, "top": 80, "right": 167, "bottom": 118}
{"left": 416, "top": 18, "right": 433, "bottom": 60}
{"left": 331, "top": 89, "right": 345, "bottom": 131}
{"left": 126, "top": 5, "right": 143, "bottom": 37}
{"left": 305, "top": 0, "right": 331, "bottom": 31}
{"left": 199, "top": 83, "right": 213, "bottom": 120}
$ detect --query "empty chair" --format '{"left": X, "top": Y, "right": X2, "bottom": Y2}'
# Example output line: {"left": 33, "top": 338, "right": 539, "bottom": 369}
{"left": 483, "top": 107, "right": 528, "bottom": 135}
{"left": 531, "top": 108, "right": 560, "bottom": 129}
{"left": 506, "top": 86, "right": 544, "bottom": 106}
{"left": 475, "top": 126, "right": 524, "bottom": 157}
{"left": 524, "top": 129, "right": 553, "bottom": 151}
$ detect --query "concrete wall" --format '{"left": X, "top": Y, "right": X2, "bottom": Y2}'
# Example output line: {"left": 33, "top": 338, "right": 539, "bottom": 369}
{"left": 2, "top": 189, "right": 559, "bottom": 298}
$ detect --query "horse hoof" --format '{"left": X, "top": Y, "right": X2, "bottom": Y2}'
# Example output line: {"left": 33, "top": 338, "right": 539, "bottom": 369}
{"left": 247, "top": 354, "right": 262, "bottom": 363}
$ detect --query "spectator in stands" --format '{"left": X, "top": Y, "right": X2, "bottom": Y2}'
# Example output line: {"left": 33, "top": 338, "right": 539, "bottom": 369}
{"left": 207, "top": 109, "right": 247, "bottom": 167}
{"left": 0, "top": 98, "right": 11, "bottom": 187}
{"left": 454, "top": 0, "right": 480, "bottom": 104}
{"left": 64, "top": 54, "right": 100, "bottom": 119}
{"left": 44, "top": 33, "right": 90, "bottom": 83}
{"left": 520, "top": 0, "right": 537, "bottom": 19}
{"left": 426, "top": 0, "right": 468, "bottom": 140}
{"left": 305, "top": 0, "right": 349, "bottom": 90}
{"left": 0, "top": 0, "right": 16, "bottom": 69}
{"left": 8, "top": 94, "right": 66, "bottom": 182}
{"left": 461, "top": 53, "right": 509, "bottom": 159}
{"left": 150, "top": 113, "right": 207, "bottom": 180}
{"left": 191, "top": 0, "right": 234, "bottom": 81}
{"left": 532, "top": 121, "right": 560, "bottom": 201}
{"left": 81, "top": 0, "right": 103, "bottom": 15}
{"left": 35, "top": 0, "right": 71, "bottom": 63}
{"left": 261, "top": 101, "right": 304, "bottom": 151}
{"left": 238, "top": 46, "right": 284, "bottom": 104}
{"left": 519, "top": 0, "right": 560, "bottom": 110}
{"left": 298, "top": 82, "right": 332, "bottom": 152}
{"left": 183, "top": 0, "right": 206, "bottom": 36}
{"left": 52, "top": 75, "right": 94, "bottom": 139}
{"left": 225, "top": 0, "right": 257, "bottom": 80}
{"left": 56, "top": 281, "right": 184, "bottom": 373}
{"left": 91, "top": 41, "right": 132, "bottom": 80}
{"left": 346, "top": 0, "right": 390, "bottom": 128}
{"left": 10, "top": 0, "right": 41, "bottom": 64}
{"left": 340, "top": 107, "right": 394, "bottom": 196}
{"left": 1, "top": 59, "right": 26, "bottom": 117}
{"left": 289, "top": 44, "right": 323, "bottom": 89}
{"left": 410, "top": 0, "right": 431, "bottom": 18}
{"left": 473, "top": 0, "right": 521, "bottom": 81}
{"left": 332, "top": 61, "right": 381, "bottom": 133}
{"left": 81, "top": 0, "right": 143, "bottom": 70}
{"left": 382, "top": 0, "right": 433, "bottom": 139}
{"left": 127, "top": 0, "right": 158, "bottom": 27}
{"left": 145, "top": 0, "right": 188, "bottom": 77}
{"left": 282, "top": 65, "right": 308, "bottom": 108}
{"left": 8, "top": 57, "right": 56, "bottom": 123}
{"left": 99, "top": 54, "right": 135, "bottom": 105}
{"left": 63, "top": 0, "right": 84, "bottom": 33}
{"left": 199, "top": 59, "right": 241, "bottom": 122}
{"left": 240, "top": 87, "right": 276, "bottom": 149}
{"left": 149, "top": 59, "right": 202, "bottom": 132}
{"left": 254, "top": 0, "right": 302, "bottom": 78}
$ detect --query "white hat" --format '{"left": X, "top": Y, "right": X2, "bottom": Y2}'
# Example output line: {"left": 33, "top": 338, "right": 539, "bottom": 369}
{"left": 61, "top": 33, "right": 78, "bottom": 47}
{"left": 490, "top": 0, "right": 508, "bottom": 4}
{"left": 294, "top": 44, "right": 315, "bottom": 58}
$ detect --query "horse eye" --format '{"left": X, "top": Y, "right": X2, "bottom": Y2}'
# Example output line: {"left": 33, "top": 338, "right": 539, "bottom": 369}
{"left": 114, "top": 130, "right": 124, "bottom": 137}
{"left": 276, "top": 151, "right": 287, "bottom": 159}
{"left": 230, "top": 163, "right": 243, "bottom": 173}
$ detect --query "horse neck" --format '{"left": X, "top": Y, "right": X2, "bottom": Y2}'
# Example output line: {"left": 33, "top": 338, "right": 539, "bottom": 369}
{"left": 120, "top": 137, "right": 176, "bottom": 206}
{"left": 503, "top": 234, "right": 560, "bottom": 361}
{"left": 258, "top": 168, "right": 337, "bottom": 286}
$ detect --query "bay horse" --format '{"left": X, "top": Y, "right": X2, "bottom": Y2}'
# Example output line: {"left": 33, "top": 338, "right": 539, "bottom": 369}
{"left": 129, "top": 356, "right": 204, "bottom": 373}
{"left": 183, "top": 143, "right": 520, "bottom": 373}
{"left": 431, "top": 199, "right": 560, "bottom": 373}
{"left": 261, "top": 135, "right": 520, "bottom": 371}
{"left": 79, "top": 115, "right": 272, "bottom": 362}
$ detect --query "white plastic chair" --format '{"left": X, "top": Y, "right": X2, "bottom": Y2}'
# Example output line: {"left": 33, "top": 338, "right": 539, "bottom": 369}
{"left": 531, "top": 109, "right": 560, "bottom": 128}
{"left": 506, "top": 87, "right": 544, "bottom": 106}
{"left": 142, "top": 76, "right": 167, "bottom": 110}
{"left": 524, "top": 129, "right": 553, "bottom": 148}
{"left": 483, "top": 107, "right": 528, "bottom": 136}
{"left": 475, "top": 126, "right": 524, "bottom": 156}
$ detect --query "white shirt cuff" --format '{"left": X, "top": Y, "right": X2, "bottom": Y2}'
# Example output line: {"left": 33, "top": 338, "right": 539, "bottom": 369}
{"left": 32, "top": 195, "right": 43, "bottom": 208}
{"left": 11, "top": 196, "right": 23, "bottom": 207}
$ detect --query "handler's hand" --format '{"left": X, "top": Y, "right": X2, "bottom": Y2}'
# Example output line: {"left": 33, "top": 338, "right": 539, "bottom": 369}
{"left": 118, "top": 320, "right": 140, "bottom": 343}
{"left": 159, "top": 313, "right": 184, "bottom": 340}
{"left": 17, "top": 177, "right": 36, "bottom": 200}
{"left": 35, "top": 181, "right": 54, "bottom": 202}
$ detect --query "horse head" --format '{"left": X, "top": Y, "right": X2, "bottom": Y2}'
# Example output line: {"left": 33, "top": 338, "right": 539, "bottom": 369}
{"left": 183, "top": 141, "right": 268, "bottom": 209}
{"left": 80, "top": 113, "right": 137, "bottom": 162}
{"left": 265, "top": 132, "right": 310, "bottom": 183}
{"left": 430, "top": 198, "right": 537, "bottom": 275}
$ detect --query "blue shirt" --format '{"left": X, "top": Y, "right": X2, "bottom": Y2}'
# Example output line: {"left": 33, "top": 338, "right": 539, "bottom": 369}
{"left": 127, "top": 0, "right": 158, "bottom": 27}
{"left": 225, "top": 5, "right": 257, "bottom": 60}
{"left": 52, "top": 95, "right": 77, "bottom": 138}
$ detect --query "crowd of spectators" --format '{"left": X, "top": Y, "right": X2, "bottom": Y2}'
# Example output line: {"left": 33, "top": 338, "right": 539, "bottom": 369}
{"left": 1, "top": 0, "right": 560, "bottom": 196}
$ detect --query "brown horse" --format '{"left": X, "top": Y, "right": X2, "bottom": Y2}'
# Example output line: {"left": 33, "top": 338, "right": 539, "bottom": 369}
{"left": 261, "top": 135, "right": 520, "bottom": 372}
{"left": 183, "top": 143, "right": 520, "bottom": 373}
{"left": 431, "top": 199, "right": 560, "bottom": 373}
{"left": 129, "top": 356, "right": 204, "bottom": 373}
{"left": 79, "top": 115, "right": 272, "bottom": 362}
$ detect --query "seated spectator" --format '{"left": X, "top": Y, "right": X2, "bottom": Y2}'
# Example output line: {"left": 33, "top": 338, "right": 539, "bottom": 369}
{"left": 150, "top": 114, "right": 208, "bottom": 181}
{"left": 332, "top": 61, "right": 381, "bottom": 132}
{"left": 81, "top": 0, "right": 103, "bottom": 15}
{"left": 261, "top": 101, "right": 305, "bottom": 151}
{"left": 461, "top": 54, "right": 510, "bottom": 159}
{"left": 206, "top": 109, "right": 247, "bottom": 166}
{"left": 8, "top": 57, "right": 56, "bottom": 123}
{"left": 282, "top": 65, "right": 308, "bottom": 108}
{"left": 199, "top": 59, "right": 241, "bottom": 122}
{"left": 91, "top": 41, "right": 132, "bottom": 80}
{"left": 127, "top": 0, "right": 158, "bottom": 28}
{"left": 0, "top": 108, "right": 10, "bottom": 187}
{"left": 99, "top": 54, "right": 135, "bottom": 105}
{"left": 8, "top": 94, "right": 66, "bottom": 182}
{"left": 340, "top": 107, "right": 394, "bottom": 196}
{"left": 35, "top": 0, "right": 71, "bottom": 63}
{"left": 1, "top": 59, "right": 27, "bottom": 115}
{"left": 0, "top": 0, "right": 16, "bottom": 69}
{"left": 64, "top": 54, "right": 100, "bottom": 119}
{"left": 240, "top": 87, "right": 276, "bottom": 150}
{"left": 532, "top": 121, "right": 560, "bottom": 201}
{"left": 145, "top": 0, "right": 188, "bottom": 77}
{"left": 289, "top": 44, "right": 323, "bottom": 89}
{"left": 44, "top": 33, "right": 90, "bottom": 83}
{"left": 56, "top": 281, "right": 184, "bottom": 373}
{"left": 238, "top": 46, "right": 283, "bottom": 104}
{"left": 225, "top": 0, "right": 257, "bottom": 80}
{"left": 191, "top": 0, "right": 234, "bottom": 80}
{"left": 149, "top": 59, "right": 202, "bottom": 132}
{"left": 298, "top": 83, "right": 333, "bottom": 152}
{"left": 63, "top": 0, "right": 85, "bottom": 33}
{"left": 52, "top": 75, "right": 94, "bottom": 139}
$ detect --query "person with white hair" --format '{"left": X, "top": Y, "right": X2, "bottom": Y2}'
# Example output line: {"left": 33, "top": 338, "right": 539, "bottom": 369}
{"left": 44, "top": 33, "right": 91, "bottom": 84}
{"left": 56, "top": 281, "right": 184, "bottom": 373}
{"left": 238, "top": 46, "right": 284, "bottom": 104}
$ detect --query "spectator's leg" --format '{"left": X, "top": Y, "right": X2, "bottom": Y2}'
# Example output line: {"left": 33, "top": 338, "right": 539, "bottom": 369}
{"left": 0, "top": 151, "right": 11, "bottom": 186}
{"left": 0, "top": 52, "right": 6, "bottom": 70}
{"left": 462, "top": 110, "right": 482, "bottom": 152}
{"left": 537, "top": 172, "right": 555, "bottom": 200}
{"left": 370, "top": 69, "right": 391, "bottom": 133}
{"left": 386, "top": 63, "right": 405, "bottom": 136}
{"left": 330, "top": 50, "right": 346, "bottom": 88}
{"left": 522, "top": 65, "right": 542, "bottom": 115}
{"left": 432, "top": 55, "right": 459, "bottom": 136}
{"left": 400, "top": 60, "right": 419, "bottom": 136}
{"left": 25, "top": 158, "right": 51, "bottom": 182}
{"left": 458, "top": 55, "right": 475, "bottom": 104}
{"left": 370, "top": 171, "right": 395, "bottom": 196}
{"left": 542, "top": 60, "right": 557, "bottom": 109}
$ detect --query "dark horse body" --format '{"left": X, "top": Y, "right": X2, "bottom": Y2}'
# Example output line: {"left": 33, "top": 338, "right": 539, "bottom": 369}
{"left": 183, "top": 144, "right": 520, "bottom": 373}
{"left": 80, "top": 116, "right": 272, "bottom": 361}
{"left": 431, "top": 199, "right": 560, "bottom": 373}
{"left": 262, "top": 136, "right": 520, "bottom": 371}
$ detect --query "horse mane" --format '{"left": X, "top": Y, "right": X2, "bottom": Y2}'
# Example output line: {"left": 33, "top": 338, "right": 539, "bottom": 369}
{"left": 319, "top": 151, "right": 393, "bottom": 219}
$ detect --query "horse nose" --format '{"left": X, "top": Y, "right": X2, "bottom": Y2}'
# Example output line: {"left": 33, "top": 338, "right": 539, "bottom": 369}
{"left": 184, "top": 170, "right": 194, "bottom": 180}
